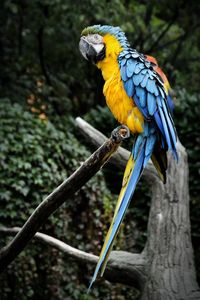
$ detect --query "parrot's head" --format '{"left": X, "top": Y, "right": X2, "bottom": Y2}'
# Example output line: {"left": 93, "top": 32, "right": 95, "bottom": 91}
{"left": 79, "top": 25, "right": 129, "bottom": 64}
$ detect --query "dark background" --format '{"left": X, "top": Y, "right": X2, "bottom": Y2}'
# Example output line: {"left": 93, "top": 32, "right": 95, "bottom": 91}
{"left": 0, "top": 0, "right": 199, "bottom": 299}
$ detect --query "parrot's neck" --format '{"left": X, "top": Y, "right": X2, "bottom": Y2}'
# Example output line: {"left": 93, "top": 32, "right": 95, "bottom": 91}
{"left": 96, "top": 34, "right": 122, "bottom": 81}
{"left": 96, "top": 34, "right": 144, "bottom": 133}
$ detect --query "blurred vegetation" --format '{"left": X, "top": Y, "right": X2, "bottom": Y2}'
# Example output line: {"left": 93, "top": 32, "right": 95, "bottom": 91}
{"left": 0, "top": 0, "right": 199, "bottom": 299}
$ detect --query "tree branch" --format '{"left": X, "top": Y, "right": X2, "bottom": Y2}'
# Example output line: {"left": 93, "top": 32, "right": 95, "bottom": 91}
{"left": 155, "top": 22, "right": 200, "bottom": 52}
{"left": 76, "top": 117, "right": 159, "bottom": 184}
{"left": 0, "top": 227, "right": 147, "bottom": 289}
{"left": 0, "top": 227, "right": 97, "bottom": 265}
{"left": 0, "top": 124, "right": 129, "bottom": 273}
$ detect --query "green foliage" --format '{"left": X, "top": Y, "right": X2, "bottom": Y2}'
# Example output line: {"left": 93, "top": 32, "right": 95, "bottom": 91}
{"left": 0, "top": 99, "right": 115, "bottom": 299}
{"left": 174, "top": 89, "right": 200, "bottom": 198}
{"left": 0, "top": 99, "right": 140, "bottom": 299}
{"left": 0, "top": 0, "right": 199, "bottom": 298}
{"left": 0, "top": 99, "right": 84, "bottom": 224}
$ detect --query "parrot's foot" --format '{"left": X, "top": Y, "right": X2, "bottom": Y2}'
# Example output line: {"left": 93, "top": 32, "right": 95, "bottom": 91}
{"left": 111, "top": 125, "right": 130, "bottom": 142}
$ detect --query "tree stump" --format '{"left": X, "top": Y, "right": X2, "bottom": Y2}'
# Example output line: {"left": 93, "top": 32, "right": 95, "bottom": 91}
{"left": 139, "top": 142, "right": 200, "bottom": 299}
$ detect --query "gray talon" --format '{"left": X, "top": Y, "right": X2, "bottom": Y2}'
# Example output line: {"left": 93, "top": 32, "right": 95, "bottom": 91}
{"left": 111, "top": 125, "right": 130, "bottom": 142}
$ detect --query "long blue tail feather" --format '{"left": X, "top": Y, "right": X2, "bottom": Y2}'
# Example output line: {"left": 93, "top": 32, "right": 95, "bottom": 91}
{"left": 88, "top": 125, "right": 157, "bottom": 291}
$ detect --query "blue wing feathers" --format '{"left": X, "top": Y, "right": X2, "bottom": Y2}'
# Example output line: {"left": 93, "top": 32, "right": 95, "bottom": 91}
{"left": 134, "top": 62, "right": 144, "bottom": 74}
{"left": 121, "top": 65, "right": 128, "bottom": 81}
{"left": 140, "top": 73, "right": 149, "bottom": 88}
{"left": 137, "top": 72, "right": 144, "bottom": 85}
{"left": 125, "top": 78, "right": 134, "bottom": 97}
{"left": 162, "top": 101, "right": 177, "bottom": 144}
{"left": 154, "top": 110, "right": 165, "bottom": 145}
{"left": 131, "top": 52, "right": 140, "bottom": 59}
{"left": 133, "top": 134, "right": 143, "bottom": 160}
{"left": 145, "top": 134, "right": 157, "bottom": 157}
{"left": 133, "top": 74, "right": 142, "bottom": 86}
{"left": 136, "top": 86, "right": 146, "bottom": 108}
{"left": 125, "top": 53, "right": 131, "bottom": 59}
{"left": 158, "top": 105, "right": 172, "bottom": 150}
{"left": 126, "top": 59, "right": 137, "bottom": 77}
{"left": 147, "top": 92, "right": 156, "bottom": 115}
{"left": 119, "top": 50, "right": 177, "bottom": 159}
{"left": 167, "top": 94, "right": 174, "bottom": 114}
{"left": 161, "top": 101, "right": 178, "bottom": 160}
{"left": 120, "top": 58, "right": 127, "bottom": 67}
{"left": 146, "top": 79, "right": 158, "bottom": 96}
{"left": 158, "top": 85, "right": 166, "bottom": 98}
{"left": 133, "top": 93, "right": 149, "bottom": 118}
{"left": 156, "top": 95, "right": 162, "bottom": 107}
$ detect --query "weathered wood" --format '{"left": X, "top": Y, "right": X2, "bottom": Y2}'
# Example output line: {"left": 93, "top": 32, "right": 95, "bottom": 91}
{"left": 76, "top": 117, "right": 130, "bottom": 172}
{"left": 76, "top": 117, "right": 158, "bottom": 184}
{"left": 141, "top": 143, "right": 200, "bottom": 300}
{"left": 0, "top": 125, "right": 129, "bottom": 273}
{"left": 0, "top": 227, "right": 98, "bottom": 265}
{"left": 0, "top": 227, "right": 146, "bottom": 288}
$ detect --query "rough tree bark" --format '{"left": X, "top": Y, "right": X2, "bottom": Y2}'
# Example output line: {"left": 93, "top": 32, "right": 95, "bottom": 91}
{"left": 141, "top": 145, "right": 200, "bottom": 300}
{"left": 0, "top": 118, "right": 199, "bottom": 300}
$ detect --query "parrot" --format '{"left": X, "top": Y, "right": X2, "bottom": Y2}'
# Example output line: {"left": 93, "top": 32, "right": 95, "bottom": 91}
{"left": 79, "top": 25, "right": 178, "bottom": 290}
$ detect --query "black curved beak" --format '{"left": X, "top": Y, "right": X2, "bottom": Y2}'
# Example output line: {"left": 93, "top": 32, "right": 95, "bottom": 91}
{"left": 79, "top": 36, "right": 105, "bottom": 63}
{"left": 79, "top": 37, "right": 96, "bottom": 61}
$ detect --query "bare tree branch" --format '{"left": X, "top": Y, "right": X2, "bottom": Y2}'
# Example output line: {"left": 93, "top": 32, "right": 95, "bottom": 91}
{"left": 0, "top": 227, "right": 147, "bottom": 289}
{"left": 0, "top": 227, "right": 98, "bottom": 265}
{"left": 0, "top": 124, "right": 129, "bottom": 273}
{"left": 76, "top": 117, "right": 159, "bottom": 184}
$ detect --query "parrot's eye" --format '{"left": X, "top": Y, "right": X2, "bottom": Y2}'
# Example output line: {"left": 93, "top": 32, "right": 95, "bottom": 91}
{"left": 94, "top": 34, "right": 100, "bottom": 40}
{"left": 91, "top": 34, "right": 103, "bottom": 44}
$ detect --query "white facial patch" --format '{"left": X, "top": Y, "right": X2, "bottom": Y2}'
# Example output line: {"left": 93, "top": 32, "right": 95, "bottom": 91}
{"left": 85, "top": 34, "right": 104, "bottom": 55}
{"left": 79, "top": 33, "right": 105, "bottom": 61}
{"left": 88, "top": 34, "right": 104, "bottom": 44}
{"left": 92, "top": 43, "right": 105, "bottom": 53}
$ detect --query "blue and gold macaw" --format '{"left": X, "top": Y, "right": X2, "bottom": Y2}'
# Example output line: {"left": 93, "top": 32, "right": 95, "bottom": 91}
{"left": 79, "top": 25, "right": 178, "bottom": 290}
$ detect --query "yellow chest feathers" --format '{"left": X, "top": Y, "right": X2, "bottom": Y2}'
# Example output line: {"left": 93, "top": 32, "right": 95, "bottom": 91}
{"left": 96, "top": 34, "right": 143, "bottom": 133}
